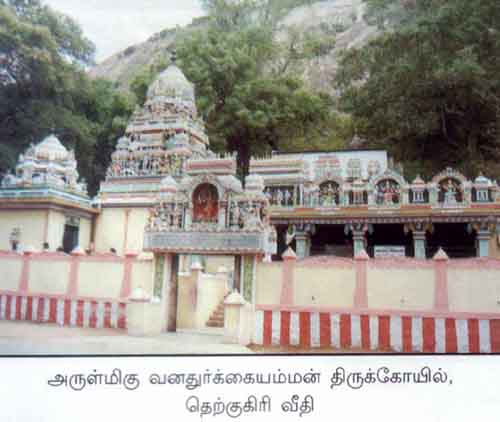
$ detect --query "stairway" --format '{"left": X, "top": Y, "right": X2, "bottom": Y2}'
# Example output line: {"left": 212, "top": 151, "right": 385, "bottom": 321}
{"left": 206, "top": 300, "right": 225, "bottom": 328}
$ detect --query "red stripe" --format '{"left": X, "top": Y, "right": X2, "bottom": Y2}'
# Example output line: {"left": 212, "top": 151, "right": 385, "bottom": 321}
{"left": 320, "top": 313, "right": 331, "bottom": 348}
{"left": 300, "top": 312, "right": 311, "bottom": 348}
{"left": 15, "top": 297, "right": 22, "bottom": 320}
{"left": 48, "top": 298, "right": 57, "bottom": 323}
{"left": 76, "top": 300, "right": 84, "bottom": 327}
{"left": 340, "top": 314, "right": 351, "bottom": 349}
{"left": 360, "top": 315, "right": 370, "bottom": 350}
{"left": 468, "top": 319, "right": 480, "bottom": 353}
{"left": 489, "top": 320, "right": 500, "bottom": 353}
{"left": 445, "top": 319, "right": 458, "bottom": 353}
{"left": 402, "top": 316, "right": 412, "bottom": 353}
{"left": 378, "top": 316, "right": 391, "bottom": 350}
{"left": 37, "top": 297, "right": 45, "bottom": 322}
{"left": 263, "top": 310, "right": 272, "bottom": 346}
{"left": 26, "top": 297, "right": 33, "bottom": 321}
{"left": 117, "top": 303, "right": 126, "bottom": 329}
{"left": 103, "top": 303, "right": 112, "bottom": 329}
{"left": 423, "top": 317, "right": 436, "bottom": 353}
{"left": 280, "top": 311, "right": 290, "bottom": 346}
{"left": 5, "top": 296, "right": 12, "bottom": 320}
{"left": 64, "top": 300, "right": 72, "bottom": 326}
{"left": 89, "top": 301, "right": 98, "bottom": 328}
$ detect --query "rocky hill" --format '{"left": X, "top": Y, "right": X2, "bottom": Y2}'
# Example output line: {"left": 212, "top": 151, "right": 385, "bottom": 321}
{"left": 89, "top": 0, "right": 376, "bottom": 94}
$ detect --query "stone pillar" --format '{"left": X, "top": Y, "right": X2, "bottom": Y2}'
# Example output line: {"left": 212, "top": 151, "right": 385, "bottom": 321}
{"left": 223, "top": 291, "right": 246, "bottom": 344}
{"left": 218, "top": 202, "right": 226, "bottom": 229}
{"left": 477, "top": 230, "right": 491, "bottom": 257}
{"left": 184, "top": 206, "right": 192, "bottom": 229}
{"left": 120, "top": 250, "right": 138, "bottom": 299}
{"left": 413, "top": 231, "right": 427, "bottom": 259}
{"left": 233, "top": 255, "right": 242, "bottom": 293}
{"left": 67, "top": 247, "right": 85, "bottom": 296}
{"left": 433, "top": 248, "right": 449, "bottom": 311}
{"left": 352, "top": 230, "right": 366, "bottom": 257}
{"left": 127, "top": 287, "right": 162, "bottom": 336}
{"left": 295, "top": 231, "right": 311, "bottom": 260}
{"left": 280, "top": 247, "right": 296, "bottom": 305}
{"left": 18, "top": 250, "right": 34, "bottom": 293}
{"left": 354, "top": 249, "right": 369, "bottom": 308}
{"left": 167, "top": 253, "right": 179, "bottom": 332}
{"left": 241, "top": 255, "right": 256, "bottom": 303}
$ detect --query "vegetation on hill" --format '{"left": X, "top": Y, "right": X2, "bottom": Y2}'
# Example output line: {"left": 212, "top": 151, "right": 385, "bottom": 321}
{"left": 336, "top": 0, "right": 500, "bottom": 179}
{"left": 1, "top": 0, "right": 498, "bottom": 196}
{"left": 132, "top": 0, "right": 351, "bottom": 177}
{"left": 0, "top": 0, "right": 135, "bottom": 195}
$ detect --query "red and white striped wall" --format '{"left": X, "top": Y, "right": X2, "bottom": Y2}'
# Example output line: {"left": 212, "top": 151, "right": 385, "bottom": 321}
{"left": 254, "top": 309, "right": 500, "bottom": 353}
{"left": 0, "top": 293, "right": 127, "bottom": 330}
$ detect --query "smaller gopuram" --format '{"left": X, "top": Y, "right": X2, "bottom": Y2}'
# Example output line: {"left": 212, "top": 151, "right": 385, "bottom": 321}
{"left": 94, "top": 52, "right": 213, "bottom": 255}
{"left": 0, "top": 134, "right": 95, "bottom": 252}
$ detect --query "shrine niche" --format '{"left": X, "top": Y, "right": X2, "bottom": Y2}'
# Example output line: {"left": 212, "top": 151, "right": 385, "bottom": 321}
{"left": 192, "top": 183, "right": 219, "bottom": 223}
{"left": 319, "top": 180, "right": 340, "bottom": 206}
{"left": 438, "top": 178, "right": 463, "bottom": 204}
{"left": 375, "top": 179, "right": 401, "bottom": 205}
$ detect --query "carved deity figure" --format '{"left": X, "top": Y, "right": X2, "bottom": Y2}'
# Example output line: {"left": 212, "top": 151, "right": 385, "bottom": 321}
{"left": 442, "top": 179, "right": 459, "bottom": 204}
{"left": 230, "top": 202, "right": 241, "bottom": 227}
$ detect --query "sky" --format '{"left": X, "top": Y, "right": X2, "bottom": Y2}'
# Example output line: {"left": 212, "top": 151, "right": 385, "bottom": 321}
{"left": 44, "top": 0, "right": 205, "bottom": 63}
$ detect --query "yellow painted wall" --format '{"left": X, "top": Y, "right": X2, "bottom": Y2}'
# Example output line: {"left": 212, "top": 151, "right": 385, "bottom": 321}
{"left": 294, "top": 267, "right": 356, "bottom": 307}
{"left": 177, "top": 272, "right": 198, "bottom": 329}
{"left": 367, "top": 269, "right": 434, "bottom": 310}
{"left": 204, "top": 256, "right": 235, "bottom": 274}
{"left": 79, "top": 217, "right": 92, "bottom": 250}
{"left": 255, "top": 263, "right": 282, "bottom": 305}
{"left": 78, "top": 261, "right": 123, "bottom": 298}
{"left": 29, "top": 260, "right": 70, "bottom": 295}
{"left": 126, "top": 208, "right": 149, "bottom": 252}
{"left": 131, "top": 260, "right": 154, "bottom": 296}
{"left": 0, "top": 210, "right": 47, "bottom": 251}
{"left": 94, "top": 208, "right": 126, "bottom": 254}
{"left": 0, "top": 258, "right": 22, "bottom": 290}
{"left": 46, "top": 210, "right": 65, "bottom": 250}
{"left": 195, "top": 272, "right": 227, "bottom": 329}
{"left": 448, "top": 269, "right": 500, "bottom": 313}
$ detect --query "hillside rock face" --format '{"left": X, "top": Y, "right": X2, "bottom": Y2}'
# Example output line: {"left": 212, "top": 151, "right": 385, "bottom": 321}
{"left": 89, "top": 0, "right": 376, "bottom": 94}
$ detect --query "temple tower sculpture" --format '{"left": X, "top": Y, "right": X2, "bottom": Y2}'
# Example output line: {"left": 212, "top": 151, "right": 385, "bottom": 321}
{"left": 0, "top": 134, "right": 94, "bottom": 252}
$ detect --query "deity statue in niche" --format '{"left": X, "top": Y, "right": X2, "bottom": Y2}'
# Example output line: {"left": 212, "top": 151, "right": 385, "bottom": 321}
{"left": 193, "top": 183, "right": 219, "bottom": 223}
{"left": 376, "top": 179, "right": 400, "bottom": 205}
{"left": 319, "top": 181, "right": 339, "bottom": 206}
{"left": 440, "top": 178, "right": 461, "bottom": 204}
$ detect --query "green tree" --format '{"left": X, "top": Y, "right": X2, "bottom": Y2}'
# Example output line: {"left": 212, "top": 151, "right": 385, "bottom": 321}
{"left": 336, "top": 0, "right": 500, "bottom": 178}
{"left": 0, "top": 1, "right": 134, "bottom": 195}
{"left": 175, "top": 0, "right": 336, "bottom": 177}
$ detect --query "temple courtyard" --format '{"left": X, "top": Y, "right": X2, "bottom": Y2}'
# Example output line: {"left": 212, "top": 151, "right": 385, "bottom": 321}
{"left": 0, "top": 322, "right": 251, "bottom": 355}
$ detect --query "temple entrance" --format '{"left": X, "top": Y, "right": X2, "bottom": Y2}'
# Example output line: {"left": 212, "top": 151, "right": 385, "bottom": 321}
{"left": 310, "top": 224, "right": 352, "bottom": 257}
{"left": 155, "top": 251, "right": 257, "bottom": 333}
{"left": 366, "top": 224, "right": 412, "bottom": 258}
{"left": 426, "top": 223, "right": 476, "bottom": 258}
{"left": 274, "top": 225, "right": 295, "bottom": 261}
{"left": 62, "top": 219, "right": 79, "bottom": 253}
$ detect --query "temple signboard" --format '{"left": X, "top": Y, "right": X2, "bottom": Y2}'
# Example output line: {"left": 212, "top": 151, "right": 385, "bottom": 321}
{"left": 144, "top": 230, "right": 267, "bottom": 254}
{"left": 374, "top": 245, "right": 406, "bottom": 258}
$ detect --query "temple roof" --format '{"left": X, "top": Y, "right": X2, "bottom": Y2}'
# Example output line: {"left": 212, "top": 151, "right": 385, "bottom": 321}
{"left": 32, "top": 134, "right": 70, "bottom": 161}
{"left": 146, "top": 64, "right": 195, "bottom": 104}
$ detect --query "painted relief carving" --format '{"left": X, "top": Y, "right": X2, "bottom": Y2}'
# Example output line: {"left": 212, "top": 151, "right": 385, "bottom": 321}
{"left": 192, "top": 183, "right": 219, "bottom": 223}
